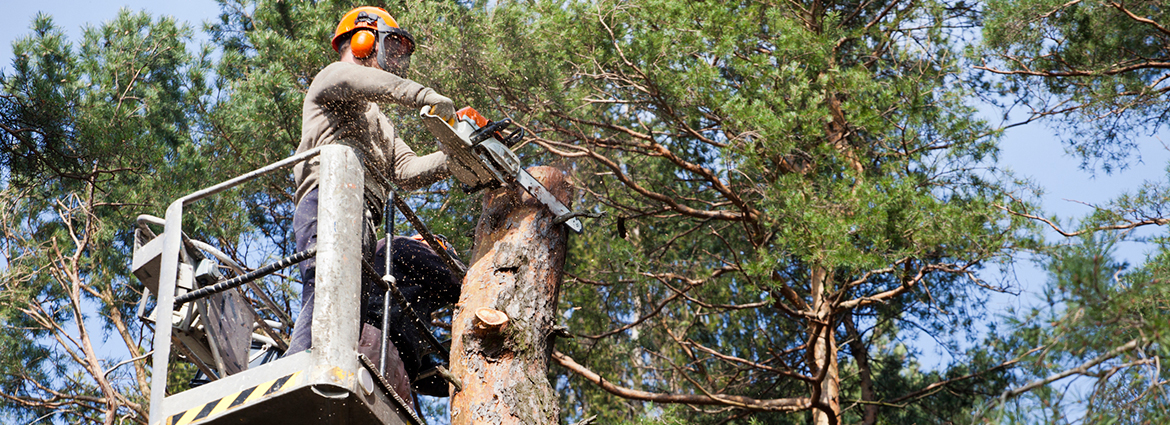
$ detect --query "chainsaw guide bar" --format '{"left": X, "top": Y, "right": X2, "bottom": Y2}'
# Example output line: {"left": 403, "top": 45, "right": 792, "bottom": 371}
{"left": 421, "top": 106, "right": 584, "bottom": 234}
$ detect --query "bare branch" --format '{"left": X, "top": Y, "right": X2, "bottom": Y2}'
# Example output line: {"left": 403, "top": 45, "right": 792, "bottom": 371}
{"left": 552, "top": 350, "right": 811, "bottom": 412}
{"left": 1040, "top": 0, "right": 1084, "bottom": 19}
{"left": 578, "top": 269, "right": 732, "bottom": 340}
{"left": 685, "top": 340, "right": 815, "bottom": 382}
{"left": 888, "top": 345, "right": 1045, "bottom": 404}
{"left": 974, "top": 339, "right": 1143, "bottom": 420}
{"left": 533, "top": 128, "right": 751, "bottom": 222}
{"left": 838, "top": 263, "right": 958, "bottom": 309}
{"left": 995, "top": 204, "right": 1169, "bottom": 237}
{"left": 975, "top": 61, "right": 1170, "bottom": 78}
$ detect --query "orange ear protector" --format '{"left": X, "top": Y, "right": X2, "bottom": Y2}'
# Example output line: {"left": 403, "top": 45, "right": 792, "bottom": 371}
{"left": 351, "top": 29, "right": 376, "bottom": 59}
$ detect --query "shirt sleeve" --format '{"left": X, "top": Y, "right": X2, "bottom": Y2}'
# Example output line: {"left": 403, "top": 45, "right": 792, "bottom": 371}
{"left": 391, "top": 135, "right": 450, "bottom": 191}
{"left": 306, "top": 61, "right": 440, "bottom": 108}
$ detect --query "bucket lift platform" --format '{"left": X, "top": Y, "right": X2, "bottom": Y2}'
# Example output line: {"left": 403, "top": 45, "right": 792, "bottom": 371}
{"left": 136, "top": 146, "right": 421, "bottom": 425}
{"left": 158, "top": 352, "right": 416, "bottom": 425}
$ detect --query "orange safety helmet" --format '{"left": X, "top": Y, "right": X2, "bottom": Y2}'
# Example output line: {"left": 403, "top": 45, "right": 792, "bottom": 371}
{"left": 331, "top": 6, "right": 415, "bottom": 63}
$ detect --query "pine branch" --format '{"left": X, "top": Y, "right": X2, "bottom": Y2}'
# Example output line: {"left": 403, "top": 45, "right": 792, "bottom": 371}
{"left": 974, "top": 339, "right": 1143, "bottom": 420}
{"left": 552, "top": 350, "right": 811, "bottom": 412}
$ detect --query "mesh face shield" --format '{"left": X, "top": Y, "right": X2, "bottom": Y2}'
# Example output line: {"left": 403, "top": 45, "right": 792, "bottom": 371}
{"left": 376, "top": 19, "right": 415, "bottom": 74}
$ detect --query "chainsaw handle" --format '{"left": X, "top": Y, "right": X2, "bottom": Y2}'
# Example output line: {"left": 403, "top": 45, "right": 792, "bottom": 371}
{"left": 470, "top": 118, "right": 526, "bottom": 148}
{"left": 469, "top": 118, "right": 513, "bottom": 145}
{"left": 502, "top": 127, "right": 526, "bottom": 147}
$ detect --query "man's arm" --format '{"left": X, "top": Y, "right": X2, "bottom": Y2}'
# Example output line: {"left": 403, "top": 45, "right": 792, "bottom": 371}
{"left": 307, "top": 62, "right": 452, "bottom": 114}
{"left": 391, "top": 136, "right": 449, "bottom": 191}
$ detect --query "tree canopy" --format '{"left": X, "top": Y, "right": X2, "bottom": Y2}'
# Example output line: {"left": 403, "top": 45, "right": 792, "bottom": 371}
{"left": 0, "top": 10, "right": 218, "bottom": 424}
{"left": 975, "top": 0, "right": 1170, "bottom": 421}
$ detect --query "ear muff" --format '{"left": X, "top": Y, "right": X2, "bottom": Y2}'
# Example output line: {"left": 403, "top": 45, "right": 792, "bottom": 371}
{"left": 351, "top": 30, "right": 376, "bottom": 59}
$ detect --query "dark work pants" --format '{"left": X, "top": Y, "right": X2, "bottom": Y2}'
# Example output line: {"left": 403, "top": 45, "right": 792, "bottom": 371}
{"left": 287, "top": 188, "right": 462, "bottom": 375}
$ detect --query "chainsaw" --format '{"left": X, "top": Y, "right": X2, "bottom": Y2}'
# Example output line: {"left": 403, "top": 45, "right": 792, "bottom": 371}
{"left": 420, "top": 105, "right": 584, "bottom": 233}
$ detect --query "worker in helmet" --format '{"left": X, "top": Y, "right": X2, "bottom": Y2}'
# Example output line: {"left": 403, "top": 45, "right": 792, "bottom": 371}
{"left": 288, "top": 6, "right": 463, "bottom": 398}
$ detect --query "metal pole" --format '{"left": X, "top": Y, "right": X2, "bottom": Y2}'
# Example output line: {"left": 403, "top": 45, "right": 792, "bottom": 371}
{"left": 380, "top": 191, "right": 395, "bottom": 374}
{"left": 147, "top": 201, "right": 183, "bottom": 420}
{"left": 366, "top": 163, "right": 467, "bottom": 279}
{"left": 311, "top": 145, "right": 363, "bottom": 374}
{"left": 363, "top": 259, "right": 449, "bottom": 360}
{"left": 180, "top": 147, "right": 322, "bottom": 205}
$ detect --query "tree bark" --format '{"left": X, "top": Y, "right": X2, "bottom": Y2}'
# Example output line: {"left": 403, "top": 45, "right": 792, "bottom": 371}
{"left": 844, "top": 311, "right": 878, "bottom": 425}
{"left": 810, "top": 266, "right": 840, "bottom": 425}
{"left": 449, "top": 166, "right": 570, "bottom": 425}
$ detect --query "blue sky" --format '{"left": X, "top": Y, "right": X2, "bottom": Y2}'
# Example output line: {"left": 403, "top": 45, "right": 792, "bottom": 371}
{"left": 0, "top": 2, "right": 221, "bottom": 55}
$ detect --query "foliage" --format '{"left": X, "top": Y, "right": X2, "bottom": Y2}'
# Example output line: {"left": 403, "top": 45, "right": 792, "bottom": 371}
{"left": 409, "top": 0, "right": 1035, "bottom": 423}
{"left": 0, "top": 10, "right": 216, "bottom": 424}
{"left": 973, "top": 232, "right": 1170, "bottom": 424}
{"left": 9, "top": 0, "right": 1169, "bottom": 424}
{"left": 979, "top": 0, "right": 1170, "bottom": 172}
{"left": 977, "top": 0, "right": 1170, "bottom": 422}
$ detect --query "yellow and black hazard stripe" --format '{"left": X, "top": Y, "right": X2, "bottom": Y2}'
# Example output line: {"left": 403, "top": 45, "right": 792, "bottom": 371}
{"left": 166, "top": 370, "right": 303, "bottom": 425}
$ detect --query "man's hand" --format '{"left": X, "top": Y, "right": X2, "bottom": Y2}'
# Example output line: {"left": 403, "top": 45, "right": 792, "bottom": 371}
{"left": 422, "top": 90, "right": 456, "bottom": 123}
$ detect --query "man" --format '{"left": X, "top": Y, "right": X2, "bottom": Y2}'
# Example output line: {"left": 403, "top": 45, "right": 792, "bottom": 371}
{"left": 288, "top": 6, "right": 463, "bottom": 397}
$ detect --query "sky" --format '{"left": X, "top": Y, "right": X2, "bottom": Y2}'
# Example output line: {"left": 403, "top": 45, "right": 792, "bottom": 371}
{"left": 3, "top": 0, "right": 1169, "bottom": 420}
{"left": 0, "top": 2, "right": 222, "bottom": 56}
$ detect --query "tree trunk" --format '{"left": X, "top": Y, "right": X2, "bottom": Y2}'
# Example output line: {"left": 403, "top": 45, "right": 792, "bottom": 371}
{"left": 810, "top": 266, "right": 840, "bottom": 425}
{"left": 449, "top": 166, "right": 570, "bottom": 425}
{"left": 845, "top": 312, "right": 878, "bottom": 425}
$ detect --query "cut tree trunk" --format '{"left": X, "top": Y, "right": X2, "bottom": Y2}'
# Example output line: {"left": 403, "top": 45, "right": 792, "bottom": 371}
{"left": 449, "top": 166, "right": 571, "bottom": 425}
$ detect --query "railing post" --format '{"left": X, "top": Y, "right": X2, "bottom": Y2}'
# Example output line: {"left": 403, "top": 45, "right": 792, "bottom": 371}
{"left": 148, "top": 201, "right": 183, "bottom": 420}
{"left": 311, "top": 145, "right": 364, "bottom": 373}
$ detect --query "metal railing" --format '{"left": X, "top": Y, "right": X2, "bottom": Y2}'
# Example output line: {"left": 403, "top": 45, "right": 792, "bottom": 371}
{"left": 145, "top": 144, "right": 463, "bottom": 422}
{"left": 147, "top": 146, "right": 352, "bottom": 419}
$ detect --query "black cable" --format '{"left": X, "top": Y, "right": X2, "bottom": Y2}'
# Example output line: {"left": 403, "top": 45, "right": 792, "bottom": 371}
{"left": 174, "top": 248, "right": 316, "bottom": 306}
{"left": 391, "top": 194, "right": 468, "bottom": 278}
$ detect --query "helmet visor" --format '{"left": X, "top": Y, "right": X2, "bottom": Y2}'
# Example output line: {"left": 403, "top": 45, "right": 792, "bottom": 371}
{"left": 381, "top": 32, "right": 414, "bottom": 59}
{"left": 377, "top": 26, "right": 414, "bottom": 73}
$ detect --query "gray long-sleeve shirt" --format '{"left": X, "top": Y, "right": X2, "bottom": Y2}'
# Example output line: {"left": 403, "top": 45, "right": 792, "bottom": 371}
{"left": 294, "top": 61, "right": 449, "bottom": 208}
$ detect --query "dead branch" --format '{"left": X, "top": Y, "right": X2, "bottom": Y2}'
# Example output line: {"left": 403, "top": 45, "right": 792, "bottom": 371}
{"left": 887, "top": 345, "right": 1045, "bottom": 405}
{"left": 975, "top": 61, "right": 1170, "bottom": 78}
{"left": 685, "top": 339, "right": 815, "bottom": 382}
{"left": 552, "top": 350, "right": 811, "bottom": 412}
{"left": 838, "top": 263, "right": 956, "bottom": 309}
{"left": 995, "top": 204, "right": 1169, "bottom": 237}
{"left": 973, "top": 339, "right": 1141, "bottom": 420}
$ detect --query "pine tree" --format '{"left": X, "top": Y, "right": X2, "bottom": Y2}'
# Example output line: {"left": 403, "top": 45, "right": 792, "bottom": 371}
{"left": 409, "top": 0, "right": 1033, "bottom": 422}
{"left": 975, "top": 0, "right": 1170, "bottom": 421}
{"left": 19, "top": 1, "right": 1162, "bottom": 423}
{"left": 0, "top": 10, "right": 217, "bottom": 424}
